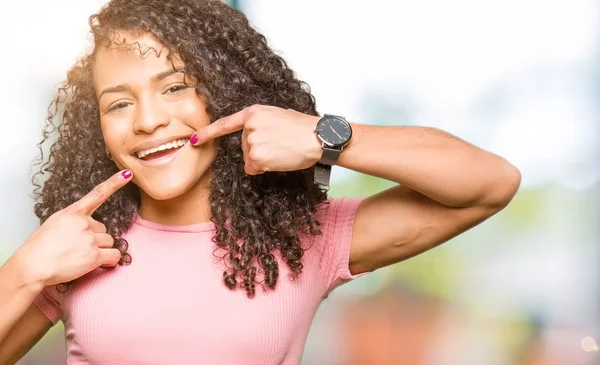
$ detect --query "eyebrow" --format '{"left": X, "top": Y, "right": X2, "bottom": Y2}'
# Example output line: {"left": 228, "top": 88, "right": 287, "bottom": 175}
{"left": 97, "top": 69, "right": 183, "bottom": 101}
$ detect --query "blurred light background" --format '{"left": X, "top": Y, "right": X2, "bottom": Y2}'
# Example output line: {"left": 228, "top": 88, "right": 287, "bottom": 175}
{"left": 0, "top": 0, "right": 598, "bottom": 364}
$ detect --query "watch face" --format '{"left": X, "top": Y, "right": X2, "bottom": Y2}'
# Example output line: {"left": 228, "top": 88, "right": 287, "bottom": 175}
{"left": 316, "top": 115, "right": 352, "bottom": 147}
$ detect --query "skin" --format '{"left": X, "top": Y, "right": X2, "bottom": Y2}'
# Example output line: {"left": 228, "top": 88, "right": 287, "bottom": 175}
{"left": 95, "top": 33, "right": 216, "bottom": 225}
{"left": 190, "top": 105, "right": 522, "bottom": 274}
{"left": 0, "top": 31, "right": 521, "bottom": 364}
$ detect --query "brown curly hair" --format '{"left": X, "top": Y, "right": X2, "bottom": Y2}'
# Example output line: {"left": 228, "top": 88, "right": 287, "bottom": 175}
{"left": 32, "top": 0, "right": 328, "bottom": 297}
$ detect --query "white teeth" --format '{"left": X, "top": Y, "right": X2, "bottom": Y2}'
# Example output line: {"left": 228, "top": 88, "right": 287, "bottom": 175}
{"left": 136, "top": 138, "right": 188, "bottom": 159}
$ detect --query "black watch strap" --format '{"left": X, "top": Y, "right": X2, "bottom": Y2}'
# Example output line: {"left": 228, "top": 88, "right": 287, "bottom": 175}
{"left": 314, "top": 163, "right": 332, "bottom": 186}
{"left": 315, "top": 147, "right": 342, "bottom": 186}
{"left": 319, "top": 146, "right": 342, "bottom": 165}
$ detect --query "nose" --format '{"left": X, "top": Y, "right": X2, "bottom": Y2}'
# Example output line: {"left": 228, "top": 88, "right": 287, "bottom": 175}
{"left": 133, "top": 96, "right": 170, "bottom": 134}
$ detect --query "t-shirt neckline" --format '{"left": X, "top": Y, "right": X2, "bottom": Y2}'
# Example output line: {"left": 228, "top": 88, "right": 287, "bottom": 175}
{"left": 133, "top": 212, "right": 216, "bottom": 233}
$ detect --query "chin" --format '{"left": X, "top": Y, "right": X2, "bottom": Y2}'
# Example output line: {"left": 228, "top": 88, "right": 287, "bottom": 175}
{"left": 139, "top": 174, "right": 206, "bottom": 201}
{"left": 144, "top": 187, "right": 189, "bottom": 201}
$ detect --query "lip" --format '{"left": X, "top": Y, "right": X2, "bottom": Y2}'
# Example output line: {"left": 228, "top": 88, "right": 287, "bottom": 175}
{"left": 135, "top": 141, "right": 190, "bottom": 167}
{"left": 131, "top": 135, "right": 192, "bottom": 155}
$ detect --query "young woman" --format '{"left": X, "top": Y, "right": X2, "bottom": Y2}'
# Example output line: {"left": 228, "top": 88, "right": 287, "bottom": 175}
{"left": 0, "top": 0, "right": 521, "bottom": 364}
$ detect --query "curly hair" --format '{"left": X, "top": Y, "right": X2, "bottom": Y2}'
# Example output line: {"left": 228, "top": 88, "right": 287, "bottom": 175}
{"left": 32, "top": 0, "right": 329, "bottom": 297}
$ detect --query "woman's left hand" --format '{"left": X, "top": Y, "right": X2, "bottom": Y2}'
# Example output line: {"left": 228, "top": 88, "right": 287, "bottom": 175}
{"left": 189, "top": 105, "right": 323, "bottom": 175}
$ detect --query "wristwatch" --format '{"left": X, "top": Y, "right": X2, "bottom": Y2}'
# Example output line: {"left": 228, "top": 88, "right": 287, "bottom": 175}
{"left": 313, "top": 114, "right": 353, "bottom": 186}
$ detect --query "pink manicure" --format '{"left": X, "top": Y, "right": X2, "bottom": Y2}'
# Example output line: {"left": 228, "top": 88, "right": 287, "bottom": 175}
{"left": 121, "top": 170, "right": 132, "bottom": 179}
{"left": 189, "top": 134, "right": 199, "bottom": 145}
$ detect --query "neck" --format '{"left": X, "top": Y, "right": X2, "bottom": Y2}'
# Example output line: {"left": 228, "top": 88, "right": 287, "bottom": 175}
{"left": 137, "top": 175, "right": 212, "bottom": 226}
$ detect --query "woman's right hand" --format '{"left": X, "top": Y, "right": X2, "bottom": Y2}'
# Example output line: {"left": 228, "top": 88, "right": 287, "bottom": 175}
{"left": 15, "top": 170, "right": 134, "bottom": 288}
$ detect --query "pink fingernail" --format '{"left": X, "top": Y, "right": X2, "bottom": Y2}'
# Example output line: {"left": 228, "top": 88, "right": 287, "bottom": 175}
{"left": 189, "top": 134, "right": 199, "bottom": 145}
{"left": 121, "top": 170, "right": 132, "bottom": 179}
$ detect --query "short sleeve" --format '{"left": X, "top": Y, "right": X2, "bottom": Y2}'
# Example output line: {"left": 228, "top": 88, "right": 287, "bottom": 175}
{"left": 316, "top": 197, "right": 368, "bottom": 294}
{"left": 33, "top": 286, "right": 63, "bottom": 325}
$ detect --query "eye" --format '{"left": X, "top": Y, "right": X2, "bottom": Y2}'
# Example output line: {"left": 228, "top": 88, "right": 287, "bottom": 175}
{"left": 106, "top": 101, "right": 131, "bottom": 113}
{"left": 165, "top": 84, "right": 189, "bottom": 95}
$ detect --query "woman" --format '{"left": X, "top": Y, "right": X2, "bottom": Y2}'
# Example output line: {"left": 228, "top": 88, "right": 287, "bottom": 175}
{"left": 0, "top": 0, "right": 521, "bottom": 364}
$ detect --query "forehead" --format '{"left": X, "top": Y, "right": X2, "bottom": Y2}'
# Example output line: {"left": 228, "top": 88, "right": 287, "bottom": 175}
{"left": 93, "top": 32, "right": 183, "bottom": 91}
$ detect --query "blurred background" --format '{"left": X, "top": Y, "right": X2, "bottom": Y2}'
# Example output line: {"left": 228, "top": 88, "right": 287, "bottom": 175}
{"left": 0, "top": 0, "right": 598, "bottom": 364}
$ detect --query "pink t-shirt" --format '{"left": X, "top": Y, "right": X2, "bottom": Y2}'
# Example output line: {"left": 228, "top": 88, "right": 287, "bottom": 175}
{"left": 33, "top": 198, "right": 365, "bottom": 365}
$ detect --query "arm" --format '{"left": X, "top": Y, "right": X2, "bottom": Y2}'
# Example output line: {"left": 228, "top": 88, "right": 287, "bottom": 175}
{"left": 0, "top": 304, "right": 51, "bottom": 365}
{"left": 338, "top": 124, "right": 521, "bottom": 273}
{"left": 0, "top": 170, "right": 134, "bottom": 364}
{"left": 190, "top": 105, "right": 521, "bottom": 273}
{"left": 0, "top": 255, "right": 52, "bottom": 365}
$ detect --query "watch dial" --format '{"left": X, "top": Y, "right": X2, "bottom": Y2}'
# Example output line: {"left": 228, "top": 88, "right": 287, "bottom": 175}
{"left": 316, "top": 116, "right": 352, "bottom": 147}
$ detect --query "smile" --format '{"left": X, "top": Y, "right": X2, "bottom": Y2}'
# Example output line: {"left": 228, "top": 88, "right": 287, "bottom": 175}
{"left": 133, "top": 137, "right": 191, "bottom": 167}
{"left": 136, "top": 138, "right": 188, "bottom": 159}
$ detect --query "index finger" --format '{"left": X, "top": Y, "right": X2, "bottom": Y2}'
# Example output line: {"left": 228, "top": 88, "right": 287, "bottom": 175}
{"left": 68, "top": 169, "right": 133, "bottom": 215}
{"left": 190, "top": 107, "right": 249, "bottom": 145}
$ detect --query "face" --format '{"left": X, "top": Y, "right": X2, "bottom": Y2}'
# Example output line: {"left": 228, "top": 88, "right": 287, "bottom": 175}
{"left": 93, "top": 32, "right": 216, "bottom": 201}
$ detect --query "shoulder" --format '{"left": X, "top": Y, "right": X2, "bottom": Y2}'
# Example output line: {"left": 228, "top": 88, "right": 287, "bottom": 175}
{"left": 307, "top": 196, "right": 365, "bottom": 254}
{"left": 315, "top": 197, "right": 364, "bottom": 228}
